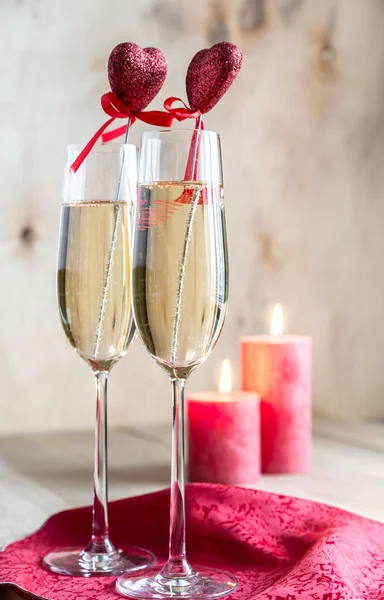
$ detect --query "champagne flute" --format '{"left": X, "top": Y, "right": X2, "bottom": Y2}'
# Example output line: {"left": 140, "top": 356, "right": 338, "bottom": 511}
{"left": 117, "top": 130, "right": 237, "bottom": 598}
{"left": 43, "top": 144, "right": 155, "bottom": 576}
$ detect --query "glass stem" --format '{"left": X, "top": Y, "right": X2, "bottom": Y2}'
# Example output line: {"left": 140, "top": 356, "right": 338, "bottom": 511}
{"left": 85, "top": 370, "right": 115, "bottom": 555}
{"left": 161, "top": 377, "right": 193, "bottom": 580}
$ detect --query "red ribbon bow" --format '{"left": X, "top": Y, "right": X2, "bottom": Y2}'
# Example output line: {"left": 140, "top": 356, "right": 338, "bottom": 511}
{"left": 101, "top": 96, "right": 203, "bottom": 145}
{"left": 70, "top": 92, "right": 175, "bottom": 172}
{"left": 163, "top": 97, "right": 202, "bottom": 125}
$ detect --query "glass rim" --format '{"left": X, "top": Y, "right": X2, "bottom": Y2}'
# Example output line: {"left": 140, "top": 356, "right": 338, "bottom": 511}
{"left": 66, "top": 142, "right": 137, "bottom": 153}
{"left": 141, "top": 128, "right": 220, "bottom": 138}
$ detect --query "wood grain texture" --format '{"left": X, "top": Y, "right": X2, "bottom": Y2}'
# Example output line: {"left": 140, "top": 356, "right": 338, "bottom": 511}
{"left": 1, "top": 0, "right": 384, "bottom": 433}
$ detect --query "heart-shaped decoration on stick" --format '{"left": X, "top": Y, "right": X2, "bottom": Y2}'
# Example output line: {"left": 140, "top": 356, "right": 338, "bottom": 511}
{"left": 186, "top": 42, "right": 243, "bottom": 114}
{"left": 108, "top": 42, "right": 168, "bottom": 113}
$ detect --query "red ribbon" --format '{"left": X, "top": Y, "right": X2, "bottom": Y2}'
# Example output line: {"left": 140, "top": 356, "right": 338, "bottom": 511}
{"left": 70, "top": 92, "right": 175, "bottom": 172}
{"left": 163, "top": 97, "right": 202, "bottom": 124}
{"left": 101, "top": 96, "right": 202, "bottom": 144}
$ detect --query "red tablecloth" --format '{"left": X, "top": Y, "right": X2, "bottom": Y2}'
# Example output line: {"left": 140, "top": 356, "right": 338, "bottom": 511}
{"left": 1, "top": 483, "right": 383, "bottom": 599}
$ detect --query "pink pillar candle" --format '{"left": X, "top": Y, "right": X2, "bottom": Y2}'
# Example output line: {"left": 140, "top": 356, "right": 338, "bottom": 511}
{"left": 240, "top": 335, "right": 312, "bottom": 474}
{"left": 187, "top": 391, "right": 260, "bottom": 485}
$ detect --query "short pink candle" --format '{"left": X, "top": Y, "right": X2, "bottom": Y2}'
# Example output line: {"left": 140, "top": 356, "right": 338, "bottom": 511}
{"left": 240, "top": 305, "right": 312, "bottom": 474}
{"left": 187, "top": 362, "right": 260, "bottom": 484}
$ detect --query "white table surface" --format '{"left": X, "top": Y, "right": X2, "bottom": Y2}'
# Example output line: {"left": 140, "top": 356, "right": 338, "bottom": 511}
{"left": 0, "top": 421, "right": 383, "bottom": 598}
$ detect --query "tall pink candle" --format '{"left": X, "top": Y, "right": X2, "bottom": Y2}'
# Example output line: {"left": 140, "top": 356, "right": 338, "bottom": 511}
{"left": 240, "top": 306, "right": 312, "bottom": 474}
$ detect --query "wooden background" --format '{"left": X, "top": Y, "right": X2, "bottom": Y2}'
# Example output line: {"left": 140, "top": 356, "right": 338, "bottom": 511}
{"left": 1, "top": 0, "right": 384, "bottom": 434}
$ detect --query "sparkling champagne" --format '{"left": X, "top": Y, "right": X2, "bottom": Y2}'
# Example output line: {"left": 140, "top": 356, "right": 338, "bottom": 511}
{"left": 58, "top": 201, "right": 135, "bottom": 370}
{"left": 133, "top": 182, "right": 228, "bottom": 379}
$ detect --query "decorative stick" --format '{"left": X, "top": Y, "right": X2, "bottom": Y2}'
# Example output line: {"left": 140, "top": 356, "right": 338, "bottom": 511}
{"left": 93, "top": 118, "right": 131, "bottom": 357}
{"left": 190, "top": 115, "right": 202, "bottom": 179}
{"left": 170, "top": 116, "right": 203, "bottom": 365}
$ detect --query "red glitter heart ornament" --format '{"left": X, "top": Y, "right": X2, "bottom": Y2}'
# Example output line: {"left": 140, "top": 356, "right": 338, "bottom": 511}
{"left": 108, "top": 42, "right": 167, "bottom": 114}
{"left": 186, "top": 42, "right": 242, "bottom": 114}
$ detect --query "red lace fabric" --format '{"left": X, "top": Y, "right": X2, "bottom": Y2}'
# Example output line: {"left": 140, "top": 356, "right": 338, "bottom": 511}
{"left": 1, "top": 483, "right": 383, "bottom": 600}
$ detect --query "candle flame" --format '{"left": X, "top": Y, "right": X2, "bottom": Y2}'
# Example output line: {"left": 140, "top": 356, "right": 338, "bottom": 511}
{"left": 219, "top": 359, "right": 232, "bottom": 393}
{"left": 270, "top": 303, "right": 284, "bottom": 336}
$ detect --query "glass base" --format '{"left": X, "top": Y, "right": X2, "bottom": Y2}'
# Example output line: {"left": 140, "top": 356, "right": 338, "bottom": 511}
{"left": 43, "top": 546, "right": 155, "bottom": 577}
{"left": 116, "top": 566, "right": 238, "bottom": 598}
